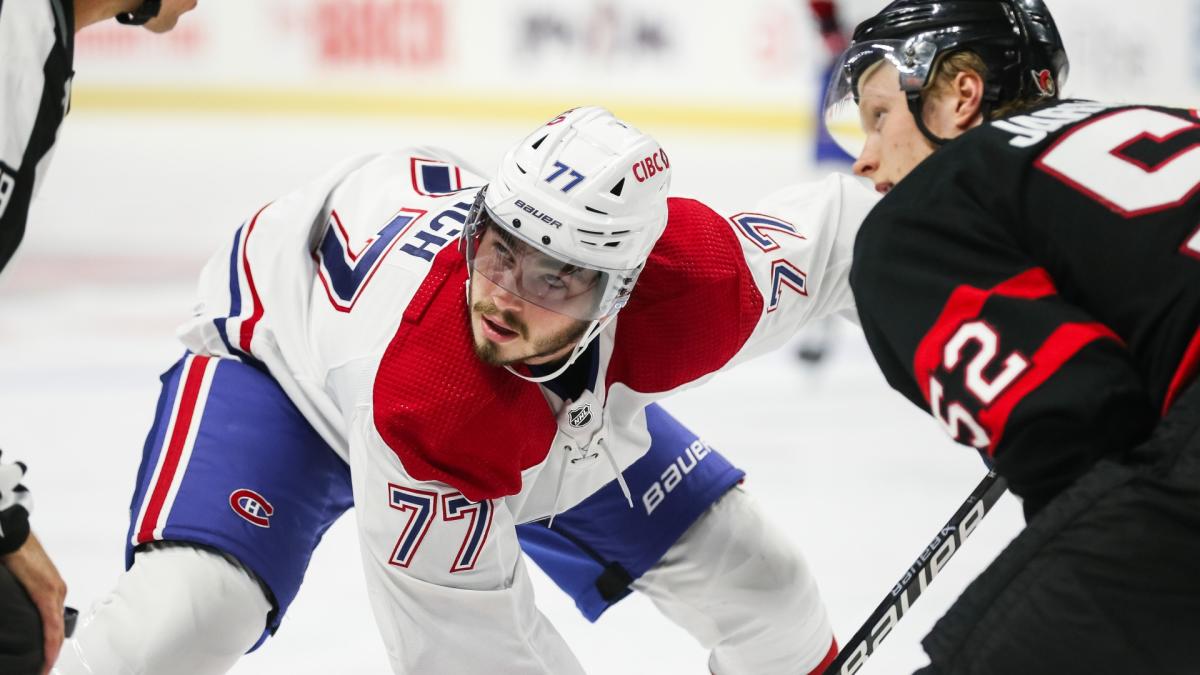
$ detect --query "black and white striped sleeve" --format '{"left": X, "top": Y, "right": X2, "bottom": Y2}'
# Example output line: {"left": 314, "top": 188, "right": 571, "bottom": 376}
{"left": 0, "top": 0, "right": 73, "bottom": 273}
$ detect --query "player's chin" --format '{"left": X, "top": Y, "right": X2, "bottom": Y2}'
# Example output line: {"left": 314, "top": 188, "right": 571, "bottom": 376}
{"left": 471, "top": 335, "right": 522, "bottom": 367}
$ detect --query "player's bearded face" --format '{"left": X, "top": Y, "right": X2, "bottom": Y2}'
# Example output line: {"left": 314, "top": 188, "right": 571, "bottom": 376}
{"left": 468, "top": 272, "right": 591, "bottom": 367}
{"left": 851, "top": 61, "right": 945, "bottom": 193}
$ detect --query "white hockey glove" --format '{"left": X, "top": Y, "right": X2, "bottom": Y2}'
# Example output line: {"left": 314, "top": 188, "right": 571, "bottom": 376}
{"left": 0, "top": 449, "right": 33, "bottom": 555}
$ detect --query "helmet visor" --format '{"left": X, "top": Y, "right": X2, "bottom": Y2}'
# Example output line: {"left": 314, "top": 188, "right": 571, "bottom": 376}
{"left": 823, "top": 37, "right": 941, "bottom": 157}
{"left": 463, "top": 188, "right": 637, "bottom": 321}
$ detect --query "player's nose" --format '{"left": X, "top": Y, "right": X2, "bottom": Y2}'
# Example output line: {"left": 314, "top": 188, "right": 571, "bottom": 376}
{"left": 852, "top": 150, "right": 877, "bottom": 178}
{"left": 490, "top": 284, "right": 523, "bottom": 312}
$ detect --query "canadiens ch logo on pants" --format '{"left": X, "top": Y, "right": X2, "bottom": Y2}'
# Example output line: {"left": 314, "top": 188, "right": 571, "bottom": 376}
{"left": 133, "top": 355, "right": 281, "bottom": 539}
{"left": 229, "top": 488, "right": 274, "bottom": 528}
{"left": 125, "top": 352, "right": 356, "bottom": 639}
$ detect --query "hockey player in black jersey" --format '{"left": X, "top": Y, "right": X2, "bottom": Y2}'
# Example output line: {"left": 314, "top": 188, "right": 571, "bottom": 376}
{"left": 825, "top": 0, "right": 1200, "bottom": 673}
{"left": 1, "top": 2, "right": 195, "bottom": 672}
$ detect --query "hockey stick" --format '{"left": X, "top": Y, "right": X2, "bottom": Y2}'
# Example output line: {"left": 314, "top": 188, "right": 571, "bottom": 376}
{"left": 821, "top": 471, "right": 1008, "bottom": 675}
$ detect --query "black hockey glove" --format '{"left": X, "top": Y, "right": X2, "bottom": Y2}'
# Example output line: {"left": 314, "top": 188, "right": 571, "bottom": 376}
{"left": 0, "top": 450, "right": 33, "bottom": 555}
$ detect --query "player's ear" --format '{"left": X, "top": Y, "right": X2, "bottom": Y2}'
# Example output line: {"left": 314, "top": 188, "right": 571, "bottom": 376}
{"left": 951, "top": 69, "right": 986, "bottom": 131}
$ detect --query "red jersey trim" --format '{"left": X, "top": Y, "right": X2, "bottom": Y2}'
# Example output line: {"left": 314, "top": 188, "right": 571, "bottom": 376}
{"left": 914, "top": 268, "right": 1058, "bottom": 402}
{"left": 238, "top": 204, "right": 270, "bottom": 353}
{"left": 1163, "top": 326, "right": 1200, "bottom": 416}
{"left": 807, "top": 638, "right": 838, "bottom": 675}
{"left": 409, "top": 156, "right": 464, "bottom": 196}
{"left": 979, "top": 321, "right": 1121, "bottom": 456}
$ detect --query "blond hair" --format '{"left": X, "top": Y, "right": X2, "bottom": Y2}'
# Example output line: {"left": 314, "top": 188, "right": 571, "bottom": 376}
{"left": 922, "top": 50, "right": 1045, "bottom": 119}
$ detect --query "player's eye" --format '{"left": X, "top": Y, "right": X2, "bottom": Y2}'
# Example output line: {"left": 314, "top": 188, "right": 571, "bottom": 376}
{"left": 491, "top": 242, "right": 516, "bottom": 268}
{"left": 538, "top": 273, "right": 568, "bottom": 293}
{"left": 871, "top": 107, "right": 887, "bottom": 130}
{"left": 859, "top": 101, "right": 885, "bottom": 133}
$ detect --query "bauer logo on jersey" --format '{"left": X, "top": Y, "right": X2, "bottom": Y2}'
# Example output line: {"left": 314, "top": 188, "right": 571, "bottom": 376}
{"left": 229, "top": 488, "right": 274, "bottom": 528}
{"left": 568, "top": 404, "right": 593, "bottom": 428}
{"left": 642, "top": 439, "right": 713, "bottom": 515}
{"left": 1032, "top": 69, "right": 1055, "bottom": 97}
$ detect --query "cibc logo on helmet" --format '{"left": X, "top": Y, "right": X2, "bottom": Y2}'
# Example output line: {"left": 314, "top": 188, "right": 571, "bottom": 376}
{"left": 632, "top": 148, "right": 670, "bottom": 183}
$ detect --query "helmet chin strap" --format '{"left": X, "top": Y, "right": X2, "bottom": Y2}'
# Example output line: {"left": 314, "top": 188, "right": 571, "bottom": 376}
{"left": 504, "top": 313, "right": 616, "bottom": 384}
{"left": 905, "top": 84, "right": 1001, "bottom": 148}
{"left": 906, "top": 92, "right": 949, "bottom": 147}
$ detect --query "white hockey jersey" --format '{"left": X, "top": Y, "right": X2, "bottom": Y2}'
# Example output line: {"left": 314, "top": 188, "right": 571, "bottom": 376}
{"left": 178, "top": 147, "right": 877, "bottom": 673}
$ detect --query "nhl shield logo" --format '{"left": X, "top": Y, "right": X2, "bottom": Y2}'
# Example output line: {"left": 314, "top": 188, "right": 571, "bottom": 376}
{"left": 229, "top": 488, "right": 274, "bottom": 528}
{"left": 568, "top": 404, "right": 593, "bottom": 428}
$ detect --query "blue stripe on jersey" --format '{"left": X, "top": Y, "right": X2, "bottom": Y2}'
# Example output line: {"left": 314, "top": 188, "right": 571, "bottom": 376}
{"left": 461, "top": 498, "right": 490, "bottom": 563}
{"left": 317, "top": 211, "right": 419, "bottom": 305}
{"left": 421, "top": 165, "right": 452, "bottom": 194}
{"left": 213, "top": 225, "right": 262, "bottom": 368}
{"left": 213, "top": 225, "right": 244, "bottom": 357}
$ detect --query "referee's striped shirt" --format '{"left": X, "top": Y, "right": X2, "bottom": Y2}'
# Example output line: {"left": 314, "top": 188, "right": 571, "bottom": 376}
{"left": 0, "top": 0, "right": 73, "bottom": 273}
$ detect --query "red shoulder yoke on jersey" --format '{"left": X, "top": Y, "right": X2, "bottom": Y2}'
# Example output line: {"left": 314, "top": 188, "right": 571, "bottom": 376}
{"left": 373, "top": 246, "right": 557, "bottom": 503}
{"left": 607, "top": 197, "right": 764, "bottom": 393}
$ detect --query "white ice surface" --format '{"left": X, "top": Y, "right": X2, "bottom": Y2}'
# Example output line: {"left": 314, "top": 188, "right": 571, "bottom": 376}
{"left": 0, "top": 113, "right": 1024, "bottom": 674}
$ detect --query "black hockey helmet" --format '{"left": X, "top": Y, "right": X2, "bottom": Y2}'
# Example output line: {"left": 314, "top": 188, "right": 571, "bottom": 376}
{"left": 824, "top": 0, "right": 1069, "bottom": 151}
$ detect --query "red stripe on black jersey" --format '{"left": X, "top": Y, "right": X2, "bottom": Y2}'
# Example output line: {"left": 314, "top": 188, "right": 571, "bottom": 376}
{"left": 1163, "top": 326, "right": 1200, "bottom": 416}
{"left": 1183, "top": 224, "right": 1200, "bottom": 262}
{"left": 913, "top": 268, "right": 1057, "bottom": 402}
{"left": 913, "top": 267, "right": 1125, "bottom": 457}
{"left": 979, "top": 322, "right": 1121, "bottom": 456}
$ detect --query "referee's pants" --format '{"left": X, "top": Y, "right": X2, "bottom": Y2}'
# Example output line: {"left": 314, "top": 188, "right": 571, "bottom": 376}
{"left": 0, "top": 563, "right": 42, "bottom": 675}
{"left": 918, "top": 379, "right": 1200, "bottom": 675}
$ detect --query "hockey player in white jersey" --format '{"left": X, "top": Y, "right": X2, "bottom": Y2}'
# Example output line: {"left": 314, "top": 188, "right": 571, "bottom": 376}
{"left": 56, "top": 107, "right": 876, "bottom": 674}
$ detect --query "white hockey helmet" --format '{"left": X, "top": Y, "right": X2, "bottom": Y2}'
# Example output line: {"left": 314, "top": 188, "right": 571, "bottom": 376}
{"left": 463, "top": 106, "right": 671, "bottom": 321}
